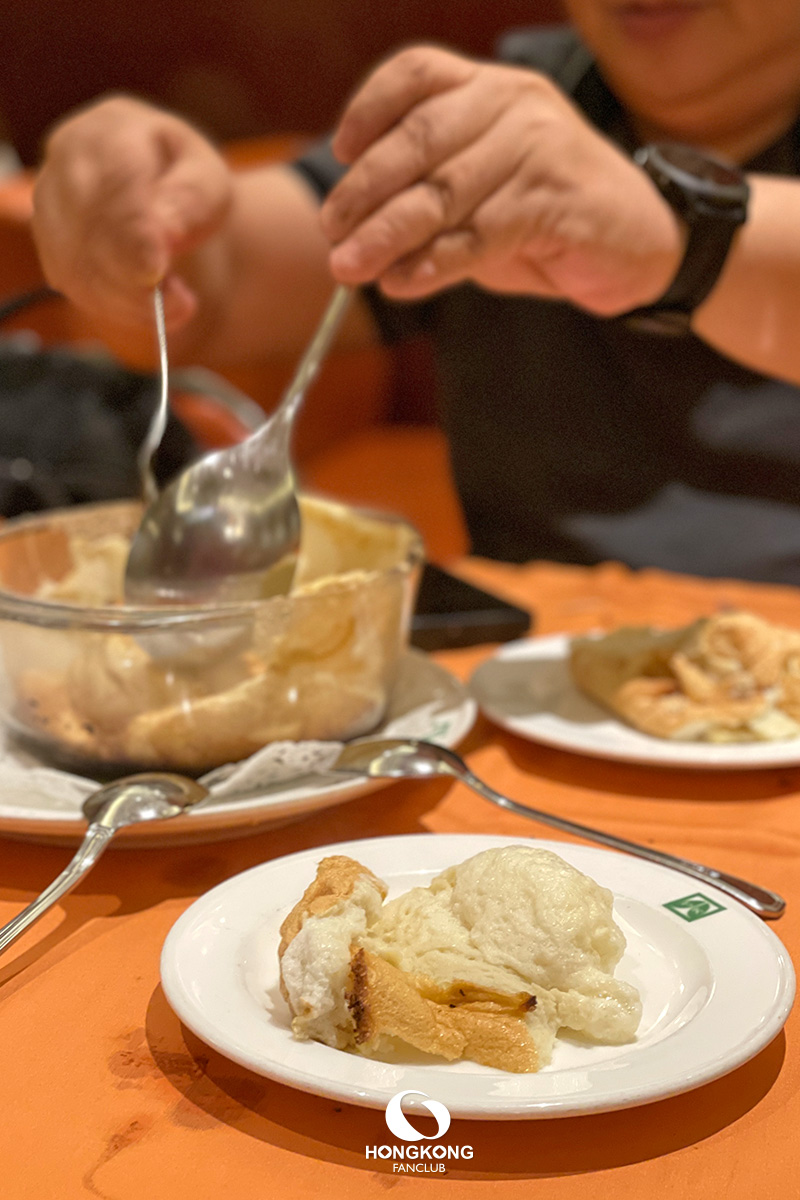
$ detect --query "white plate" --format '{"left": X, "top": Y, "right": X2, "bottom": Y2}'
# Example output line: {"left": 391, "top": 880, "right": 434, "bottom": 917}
{"left": 470, "top": 634, "right": 800, "bottom": 769}
{"left": 0, "top": 651, "right": 476, "bottom": 845}
{"left": 161, "top": 832, "right": 794, "bottom": 1119}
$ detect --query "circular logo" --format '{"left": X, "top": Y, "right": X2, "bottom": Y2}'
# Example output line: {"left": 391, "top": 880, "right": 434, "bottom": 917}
{"left": 385, "top": 1090, "right": 451, "bottom": 1141}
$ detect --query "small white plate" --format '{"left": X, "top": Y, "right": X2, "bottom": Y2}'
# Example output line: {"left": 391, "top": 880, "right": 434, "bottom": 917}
{"left": 160, "top": 833, "right": 794, "bottom": 1119}
{"left": 0, "top": 651, "right": 476, "bottom": 845}
{"left": 470, "top": 635, "right": 800, "bottom": 770}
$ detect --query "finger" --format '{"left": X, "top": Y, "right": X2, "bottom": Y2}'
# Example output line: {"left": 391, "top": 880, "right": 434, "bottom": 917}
{"left": 377, "top": 226, "right": 562, "bottom": 300}
{"left": 331, "top": 45, "right": 476, "bottom": 165}
{"left": 159, "top": 273, "right": 199, "bottom": 331}
{"left": 327, "top": 114, "right": 528, "bottom": 284}
{"left": 376, "top": 183, "right": 565, "bottom": 301}
{"left": 376, "top": 230, "right": 481, "bottom": 298}
{"left": 322, "top": 67, "right": 512, "bottom": 245}
{"left": 33, "top": 166, "right": 196, "bottom": 331}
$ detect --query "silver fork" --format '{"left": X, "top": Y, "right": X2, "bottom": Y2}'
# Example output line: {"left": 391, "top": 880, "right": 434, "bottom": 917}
{"left": 330, "top": 737, "right": 785, "bottom": 919}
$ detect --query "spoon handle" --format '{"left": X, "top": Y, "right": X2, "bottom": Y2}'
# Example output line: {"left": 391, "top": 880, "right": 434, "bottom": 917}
{"left": 454, "top": 763, "right": 785, "bottom": 919}
{"left": 276, "top": 284, "right": 352, "bottom": 424}
{"left": 0, "top": 824, "right": 115, "bottom": 957}
{"left": 137, "top": 284, "right": 170, "bottom": 507}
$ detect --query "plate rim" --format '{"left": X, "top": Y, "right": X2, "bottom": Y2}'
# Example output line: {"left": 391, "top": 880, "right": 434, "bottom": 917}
{"left": 470, "top": 633, "right": 800, "bottom": 770}
{"left": 0, "top": 650, "right": 476, "bottom": 841}
{"left": 160, "top": 831, "right": 796, "bottom": 1119}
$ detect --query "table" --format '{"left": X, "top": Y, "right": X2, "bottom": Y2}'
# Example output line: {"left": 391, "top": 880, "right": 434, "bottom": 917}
{"left": 1, "top": 559, "right": 797, "bottom": 1200}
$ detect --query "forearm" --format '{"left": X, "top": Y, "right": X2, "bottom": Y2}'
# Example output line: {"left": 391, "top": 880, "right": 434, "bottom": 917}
{"left": 692, "top": 175, "right": 800, "bottom": 383}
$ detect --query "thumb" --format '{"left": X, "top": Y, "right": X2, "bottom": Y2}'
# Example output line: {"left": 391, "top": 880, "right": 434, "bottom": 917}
{"left": 158, "top": 272, "right": 199, "bottom": 333}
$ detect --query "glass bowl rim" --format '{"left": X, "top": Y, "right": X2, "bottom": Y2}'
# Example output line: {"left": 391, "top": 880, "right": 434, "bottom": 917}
{"left": 0, "top": 499, "right": 424, "bottom": 632}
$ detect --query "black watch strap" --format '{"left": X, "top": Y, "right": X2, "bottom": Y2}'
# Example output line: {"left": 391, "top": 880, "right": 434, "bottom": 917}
{"left": 623, "top": 217, "right": 739, "bottom": 334}
{"left": 623, "top": 143, "right": 749, "bottom": 335}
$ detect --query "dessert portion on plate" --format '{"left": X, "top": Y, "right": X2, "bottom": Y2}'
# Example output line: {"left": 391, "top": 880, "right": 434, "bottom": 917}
{"left": 277, "top": 845, "right": 642, "bottom": 1072}
{"left": 570, "top": 610, "right": 800, "bottom": 743}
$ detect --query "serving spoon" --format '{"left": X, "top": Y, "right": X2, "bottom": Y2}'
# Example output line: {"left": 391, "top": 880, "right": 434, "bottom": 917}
{"left": 125, "top": 284, "right": 352, "bottom": 605}
{"left": 330, "top": 737, "right": 786, "bottom": 919}
{"left": 0, "top": 774, "right": 208, "bottom": 958}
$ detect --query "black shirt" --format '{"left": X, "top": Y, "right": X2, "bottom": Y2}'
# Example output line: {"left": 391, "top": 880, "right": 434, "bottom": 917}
{"left": 294, "top": 28, "right": 800, "bottom": 584}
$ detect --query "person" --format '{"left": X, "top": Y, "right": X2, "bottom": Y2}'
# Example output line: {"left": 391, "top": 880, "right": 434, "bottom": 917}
{"left": 29, "top": 0, "right": 800, "bottom": 582}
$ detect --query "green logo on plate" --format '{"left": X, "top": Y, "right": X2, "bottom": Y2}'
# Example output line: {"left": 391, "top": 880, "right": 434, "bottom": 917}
{"left": 663, "top": 892, "right": 726, "bottom": 922}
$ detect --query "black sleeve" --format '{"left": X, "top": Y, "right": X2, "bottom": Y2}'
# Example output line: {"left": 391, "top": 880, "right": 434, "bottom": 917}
{"left": 291, "top": 137, "right": 347, "bottom": 202}
{"left": 495, "top": 26, "right": 586, "bottom": 77}
{"left": 496, "top": 26, "right": 620, "bottom": 129}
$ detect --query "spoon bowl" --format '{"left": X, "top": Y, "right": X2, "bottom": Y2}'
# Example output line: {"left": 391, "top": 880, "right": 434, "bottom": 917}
{"left": 125, "top": 285, "right": 352, "bottom": 605}
{"left": 81, "top": 772, "right": 208, "bottom": 825}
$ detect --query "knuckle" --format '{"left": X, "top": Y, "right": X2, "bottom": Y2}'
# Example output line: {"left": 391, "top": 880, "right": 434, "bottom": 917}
{"left": 362, "top": 204, "right": 423, "bottom": 267}
{"left": 400, "top": 108, "right": 439, "bottom": 166}
{"left": 353, "top": 152, "right": 387, "bottom": 201}
{"left": 423, "top": 168, "right": 459, "bottom": 224}
{"left": 323, "top": 178, "right": 364, "bottom": 236}
{"left": 392, "top": 44, "right": 440, "bottom": 81}
{"left": 391, "top": 43, "right": 472, "bottom": 88}
{"left": 515, "top": 66, "right": 559, "bottom": 99}
{"left": 369, "top": 208, "right": 407, "bottom": 252}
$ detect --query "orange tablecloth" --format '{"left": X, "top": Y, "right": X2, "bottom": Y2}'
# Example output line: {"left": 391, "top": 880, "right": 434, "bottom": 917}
{"left": 1, "top": 559, "right": 798, "bottom": 1200}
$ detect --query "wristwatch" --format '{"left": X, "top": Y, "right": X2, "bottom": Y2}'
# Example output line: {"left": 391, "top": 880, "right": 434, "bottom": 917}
{"left": 624, "top": 142, "right": 750, "bottom": 335}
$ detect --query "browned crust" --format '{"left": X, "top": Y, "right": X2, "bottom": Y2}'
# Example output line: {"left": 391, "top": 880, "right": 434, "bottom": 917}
{"left": 277, "top": 855, "right": 387, "bottom": 1006}
{"left": 346, "top": 948, "right": 540, "bottom": 1073}
{"left": 278, "top": 855, "right": 387, "bottom": 958}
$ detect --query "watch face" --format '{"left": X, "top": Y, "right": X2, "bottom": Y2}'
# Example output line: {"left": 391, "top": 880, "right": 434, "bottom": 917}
{"left": 642, "top": 142, "right": 747, "bottom": 203}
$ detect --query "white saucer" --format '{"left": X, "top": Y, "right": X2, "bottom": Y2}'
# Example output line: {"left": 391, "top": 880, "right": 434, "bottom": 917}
{"left": 0, "top": 651, "right": 476, "bottom": 845}
{"left": 470, "top": 634, "right": 800, "bottom": 769}
{"left": 160, "top": 832, "right": 794, "bottom": 1119}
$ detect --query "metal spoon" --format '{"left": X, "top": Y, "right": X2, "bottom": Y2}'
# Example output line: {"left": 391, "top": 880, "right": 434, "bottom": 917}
{"left": 0, "top": 773, "right": 208, "bottom": 958}
{"left": 137, "top": 284, "right": 170, "bottom": 508}
{"left": 330, "top": 737, "right": 786, "bottom": 919}
{"left": 124, "top": 284, "right": 353, "bottom": 604}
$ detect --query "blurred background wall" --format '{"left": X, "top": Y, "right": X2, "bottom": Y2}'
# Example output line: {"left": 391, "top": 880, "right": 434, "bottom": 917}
{"left": 0, "top": 0, "right": 564, "bottom": 165}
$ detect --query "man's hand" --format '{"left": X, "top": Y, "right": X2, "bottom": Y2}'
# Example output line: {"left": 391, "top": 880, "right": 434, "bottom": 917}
{"left": 32, "top": 95, "right": 233, "bottom": 332}
{"left": 322, "top": 46, "right": 684, "bottom": 315}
